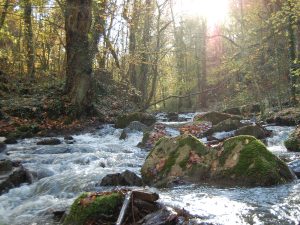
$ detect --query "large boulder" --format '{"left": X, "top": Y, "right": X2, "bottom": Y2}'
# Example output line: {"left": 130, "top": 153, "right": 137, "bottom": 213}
{"left": 141, "top": 135, "right": 294, "bottom": 187}
{"left": 234, "top": 125, "right": 270, "bottom": 139}
{"left": 194, "top": 111, "right": 242, "bottom": 125}
{"left": 214, "top": 135, "right": 295, "bottom": 186}
{"left": 266, "top": 108, "right": 300, "bottom": 126}
{"left": 284, "top": 126, "right": 300, "bottom": 152}
{"left": 0, "top": 160, "right": 32, "bottom": 195}
{"left": 100, "top": 170, "right": 143, "bottom": 186}
{"left": 240, "top": 104, "right": 261, "bottom": 115}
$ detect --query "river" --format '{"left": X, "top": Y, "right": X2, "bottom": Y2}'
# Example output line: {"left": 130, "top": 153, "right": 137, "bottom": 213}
{"left": 0, "top": 114, "right": 299, "bottom": 225}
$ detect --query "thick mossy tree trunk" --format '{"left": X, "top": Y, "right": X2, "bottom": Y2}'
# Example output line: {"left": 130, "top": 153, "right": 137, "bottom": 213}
{"left": 65, "top": 0, "right": 93, "bottom": 117}
{"left": 23, "top": 0, "right": 35, "bottom": 79}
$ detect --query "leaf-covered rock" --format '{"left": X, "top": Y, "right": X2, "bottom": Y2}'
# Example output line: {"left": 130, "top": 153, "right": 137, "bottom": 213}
{"left": 141, "top": 135, "right": 295, "bottom": 187}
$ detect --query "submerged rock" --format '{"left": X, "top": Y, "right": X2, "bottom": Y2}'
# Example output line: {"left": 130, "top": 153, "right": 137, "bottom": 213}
{"left": 141, "top": 135, "right": 294, "bottom": 187}
{"left": 284, "top": 126, "right": 300, "bottom": 152}
{"left": 0, "top": 159, "right": 32, "bottom": 195}
{"left": 194, "top": 111, "right": 242, "bottom": 125}
{"left": 100, "top": 170, "right": 143, "bottom": 186}
{"left": 115, "top": 112, "right": 156, "bottom": 128}
{"left": 37, "top": 138, "right": 62, "bottom": 145}
{"left": 234, "top": 125, "right": 271, "bottom": 139}
{"left": 138, "top": 206, "right": 178, "bottom": 225}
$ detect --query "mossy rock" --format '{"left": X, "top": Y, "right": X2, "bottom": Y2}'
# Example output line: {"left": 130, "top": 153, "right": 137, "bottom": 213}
{"left": 115, "top": 112, "right": 156, "bottom": 128}
{"left": 216, "top": 135, "right": 295, "bottom": 186}
{"left": 284, "top": 127, "right": 300, "bottom": 152}
{"left": 141, "top": 134, "right": 294, "bottom": 187}
{"left": 194, "top": 111, "right": 242, "bottom": 125}
{"left": 63, "top": 192, "right": 124, "bottom": 225}
{"left": 240, "top": 104, "right": 261, "bottom": 114}
{"left": 141, "top": 134, "right": 210, "bottom": 187}
{"left": 234, "top": 125, "right": 269, "bottom": 139}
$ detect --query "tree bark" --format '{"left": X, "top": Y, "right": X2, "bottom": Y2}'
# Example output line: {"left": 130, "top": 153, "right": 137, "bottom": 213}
{"left": 65, "top": 0, "right": 93, "bottom": 117}
{"left": 23, "top": 0, "right": 35, "bottom": 79}
{"left": 0, "top": 0, "right": 9, "bottom": 30}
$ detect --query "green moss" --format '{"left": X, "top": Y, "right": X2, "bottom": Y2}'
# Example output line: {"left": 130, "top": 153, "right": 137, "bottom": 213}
{"left": 221, "top": 135, "right": 292, "bottom": 185}
{"left": 63, "top": 192, "right": 124, "bottom": 225}
{"left": 284, "top": 138, "right": 300, "bottom": 152}
{"left": 178, "top": 135, "right": 208, "bottom": 156}
{"left": 179, "top": 155, "right": 189, "bottom": 169}
{"left": 115, "top": 112, "right": 155, "bottom": 128}
{"left": 161, "top": 150, "right": 179, "bottom": 174}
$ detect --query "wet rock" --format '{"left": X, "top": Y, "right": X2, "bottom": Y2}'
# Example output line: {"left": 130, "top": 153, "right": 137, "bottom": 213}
{"left": 138, "top": 206, "right": 178, "bottom": 225}
{"left": 119, "top": 130, "right": 128, "bottom": 140}
{"left": 64, "top": 136, "right": 75, "bottom": 144}
{"left": 288, "top": 160, "right": 300, "bottom": 178}
{"left": 284, "top": 126, "right": 300, "bottom": 152}
{"left": 194, "top": 111, "right": 242, "bottom": 125}
{"left": 266, "top": 107, "right": 300, "bottom": 126}
{"left": 4, "top": 136, "right": 17, "bottom": 144}
{"left": 234, "top": 125, "right": 270, "bottom": 139}
{"left": 167, "top": 112, "right": 179, "bottom": 121}
{"left": 0, "top": 142, "right": 6, "bottom": 152}
{"left": 37, "top": 138, "right": 62, "bottom": 145}
{"left": 138, "top": 124, "right": 168, "bottom": 149}
{"left": 116, "top": 112, "right": 156, "bottom": 128}
{"left": 204, "top": 118, "right": 244, "bottom": 136}
{"left": 100, "top": 170, "right": 143, "bottom": 186}
{"left": 141, "top": 135, "right": 294, "bottom": 187}
{"left": 0, "top": 160, "right": 32, "bottom": 195}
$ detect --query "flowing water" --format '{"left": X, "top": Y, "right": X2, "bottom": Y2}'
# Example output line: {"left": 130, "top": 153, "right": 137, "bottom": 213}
{"left": 0, "top": 119, "right": 299, "bottom": 225}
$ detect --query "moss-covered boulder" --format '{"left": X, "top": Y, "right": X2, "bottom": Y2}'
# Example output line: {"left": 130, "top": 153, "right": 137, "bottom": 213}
{"left": 115, "top": 112, "right": 156, "bottom": 128}
{"left": 234, "top": 125, "right": 270, "bottom": 139}
{"left": 223, "top": 107, "right": 242, "bottom": 115}
{"left": 215, "top": 136, "right": 295, "bottom": 186}
{"left": 284, "top": 127, "right": 300, "bottom": 152}
{"left": 194, "top": 111, "right": 242, "bottom": 125}
{"left": 141, "top": 135, "right": 294, "bottom": 187}
{"left": 266, "top": 107, "right": 300, "bottom": 126}
{"left": 141, "top": 134, "right": 213, "bottom": 186}
{"left": 63, "top": 192, "right": 124, "bottom": 225}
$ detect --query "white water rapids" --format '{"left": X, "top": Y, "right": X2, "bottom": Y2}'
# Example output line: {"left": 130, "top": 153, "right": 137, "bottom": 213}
{"left": 0, "top": 116, "right": 299, "bottom": 225}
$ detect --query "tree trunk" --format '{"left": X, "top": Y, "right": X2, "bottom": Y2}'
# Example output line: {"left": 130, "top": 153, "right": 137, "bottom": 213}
{"left": 65, "top": 0, "right": 93, "bottom": 117}
{"left": 140, "top": 0, "right": 152, "bottom": 102}
{"left": 23, "top": 0, "right": 35, "bottom": 79}
{"left": 0, "top": 0, "right": 9, "bottom": 30}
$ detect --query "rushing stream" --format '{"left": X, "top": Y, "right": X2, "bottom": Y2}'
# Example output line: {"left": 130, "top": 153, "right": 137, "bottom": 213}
{"left": 0, "top": 115, "right": 299, "bottom": 225}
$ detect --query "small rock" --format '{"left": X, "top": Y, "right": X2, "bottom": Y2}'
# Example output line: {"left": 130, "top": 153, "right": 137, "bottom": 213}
{"left": 288, "top": 160, "right": 300, "bottom": 178}
{"left": 37, "top": 138, "right": 61, "bottom": 145}
{"left": 234, "top": 125, "right": 270, "bottom": 139}
{"left": 4, "top": 137, "right": 17, "bottom": 144}
{"left": 167, "top": 112, "right": 179, "bottom": 121}
{"left": 64, "top": 136, "right": 74, "bottom": 141}
{"left": 0, "top": 143, "right": 6, "bottom": 152}
{"left": 100, "top": 170, "right": 143, "bottom": 186}
{"left": 119, "top": 130, "right": 128, "bottom": 140}
{"left": 138, "top": 206, "right": 178, "bottom": 225}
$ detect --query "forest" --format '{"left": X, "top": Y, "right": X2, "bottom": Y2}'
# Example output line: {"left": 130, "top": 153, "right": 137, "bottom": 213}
{"left": 0, "top": 0, "right": 300, "bottom": 225}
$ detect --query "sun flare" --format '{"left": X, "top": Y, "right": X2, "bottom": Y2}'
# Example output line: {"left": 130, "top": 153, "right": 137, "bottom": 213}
{"left": 175, "top": 0, "right": 230, "bottom": 26}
